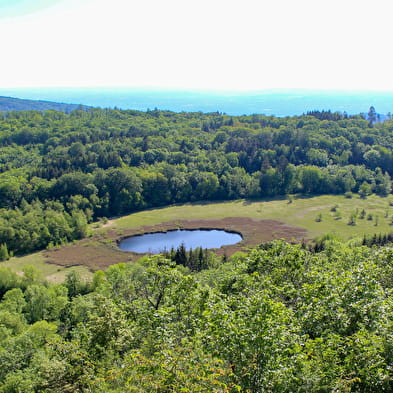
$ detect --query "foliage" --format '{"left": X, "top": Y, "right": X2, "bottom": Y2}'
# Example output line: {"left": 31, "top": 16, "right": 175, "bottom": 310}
{"left": 1, "top": 241, "right": 393, "bottom": 391}
{"left": 162, "top": 244, "right": 214, "bottom": 271}
{"left": 2, "top": 108, "right": 393, "bottom": 255}
{"left": 0, "top": 244, "right": 9, "bottom": 262}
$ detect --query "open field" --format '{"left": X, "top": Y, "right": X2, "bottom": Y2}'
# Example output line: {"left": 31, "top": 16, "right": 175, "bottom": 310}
{"left": 2, "top": 251, "right": 92, "bottom": 283}
{"left": 107, "top": 194, "right": 393, "bottom": 239}
{"left": 4, "top": 194, "right": 393, "bottom": 279}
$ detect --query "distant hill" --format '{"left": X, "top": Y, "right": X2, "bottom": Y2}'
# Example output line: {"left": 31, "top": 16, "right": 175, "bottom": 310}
{"left": 0, "top": 96, "right": 90, "bottom": 113}
{"left": 2, "top": 87, "right": 393, "bottom": 116}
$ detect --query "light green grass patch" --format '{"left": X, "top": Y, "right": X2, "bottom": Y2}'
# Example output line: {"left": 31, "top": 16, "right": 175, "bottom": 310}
{"left": 45, "top": 265, "right": 92, "bottom": 284}
{"left": 110, "top": 194, "right": 393, "bottom": 240}
{"left": 1, "top": 251, "right": 92, "bottom": 282}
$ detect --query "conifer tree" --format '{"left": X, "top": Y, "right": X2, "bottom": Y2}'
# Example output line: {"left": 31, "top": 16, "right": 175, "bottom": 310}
{"left": 0, "top": 243, "right": 9, "bottom": 261}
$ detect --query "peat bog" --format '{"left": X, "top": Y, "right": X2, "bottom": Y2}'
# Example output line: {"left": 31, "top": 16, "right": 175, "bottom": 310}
{"left": 43, "top": 217, "right": 307, "bottom": 270}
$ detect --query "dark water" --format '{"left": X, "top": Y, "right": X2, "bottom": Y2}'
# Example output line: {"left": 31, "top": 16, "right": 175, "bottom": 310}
{"left": 1, "top": 87, "right": 393, "bottom": 116}
{"left": 119, "top": 229, "right": 242, "bottom": 254}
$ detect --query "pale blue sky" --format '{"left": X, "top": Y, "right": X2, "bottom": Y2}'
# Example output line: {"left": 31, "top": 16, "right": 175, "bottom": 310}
{"left": 1, "top": 0, "right": 393, "bottom": 91}
{"left": 0, "top": 0, "right": 63, "bottom": 17}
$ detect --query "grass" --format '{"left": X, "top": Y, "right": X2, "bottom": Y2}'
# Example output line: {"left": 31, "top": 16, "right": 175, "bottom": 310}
{"left": 1, "top": 251, "right": 93, "bottom": 283}
{"left": 107, "top": 194, "right": 393, "bottom": 241}
{"left": 4, "top": 193, "right": 393, "bottom": 280}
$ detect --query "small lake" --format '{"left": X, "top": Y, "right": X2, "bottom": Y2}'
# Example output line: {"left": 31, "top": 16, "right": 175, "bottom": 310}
{"left": 119, "top": 229, "right": 242, "bottom": 254}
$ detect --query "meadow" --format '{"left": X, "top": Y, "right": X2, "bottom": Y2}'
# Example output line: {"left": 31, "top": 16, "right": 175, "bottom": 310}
{"left": 4, "top": 193, "right": 393, "bottom": 280}
{"left": 111, "top": 193, "right": 392, "bottom": 239}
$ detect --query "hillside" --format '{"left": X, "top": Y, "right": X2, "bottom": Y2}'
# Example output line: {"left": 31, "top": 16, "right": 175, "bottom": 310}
{"left": 0, "top": 96, "right": 89, "bottom": 113}
{"left": 1, "top": 107, "right": 393, "bottom": 259}
{"left": 2, "top": 107, "right": 393, "bottom": 391}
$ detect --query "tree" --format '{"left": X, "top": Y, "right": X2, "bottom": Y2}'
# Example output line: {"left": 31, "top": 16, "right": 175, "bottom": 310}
{"left": 359, "top": 181, "right": 372, "bottom": 199}
{"left": 24, "top": 284, "right": 68, "bottom": 323}
{"left": 191, "top": 171, "right": 219, "bottom": 201}
{"left": 0, "top": 243, "right": 9, "bottom": 261}
{"left": 0, "top": 178, "right": 23, "bottom": 209}
{"left": 300, "top": 166, "right": 323, "bottom": 194}
{"left": 141, "top": 171, "right": 171, "bottom": 206}
{"left": 64, "top": 270, "right": 90, "bottom": 298}
{"left": 103, "top": 168, "right": 143, "bottom": 214}
{"left": 368, "top": 106, "right": 377, "bottom": 125}
{"left": 260, "top": 168, "right": 281, "bottom": 196}
{"left": 0, "top": 288, "right": 26, "bottom": 314}
{"left": 363, "top": 149, "right": 382, "bottom": 169}
{"left": 0, "top": 268, "right": 21, "bottom": 298}
{"left": 306, "top": 148, "right": 329, "bottom": 166}
{"left": 375, "top": 171, "right": 392, "bottom": 196}
{"left": 174, "top": 243, "right": 187, "bottom": 267}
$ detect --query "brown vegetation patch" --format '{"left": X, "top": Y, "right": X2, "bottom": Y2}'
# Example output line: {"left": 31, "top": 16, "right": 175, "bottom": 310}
{"left": 42, "top": 241, "right": 133, "bottom": 271}
{"left": 43, "top": 217, "right": 307, "bottom": 270}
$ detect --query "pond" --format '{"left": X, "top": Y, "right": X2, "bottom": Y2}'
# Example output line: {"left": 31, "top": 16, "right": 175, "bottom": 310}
{"left": 119, "top": 229, "right": 242, "bottom": 254}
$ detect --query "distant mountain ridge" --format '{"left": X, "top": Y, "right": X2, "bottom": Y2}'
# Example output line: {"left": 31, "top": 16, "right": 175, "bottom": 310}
{"left": 0, "top": 96, "right": 89, "bottom": 113}
{"left": 0, "top": 89, "right": 392, "bottom": 118}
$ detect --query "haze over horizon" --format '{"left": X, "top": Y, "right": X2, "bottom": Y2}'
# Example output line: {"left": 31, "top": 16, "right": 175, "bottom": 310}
{"left": 1, "top": 0, "right": 393, "bottom": 92}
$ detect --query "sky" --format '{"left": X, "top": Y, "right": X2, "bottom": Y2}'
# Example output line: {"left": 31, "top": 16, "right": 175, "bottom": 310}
{"left": 1, "top": 0, "right": 393, "bottom": 91}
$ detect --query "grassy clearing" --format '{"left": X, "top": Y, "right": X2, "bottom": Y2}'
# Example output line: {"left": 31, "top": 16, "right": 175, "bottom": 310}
{"left": 4, "top": 193, "right": 393, "bottom": 279}
{"left": 45, "top": 265, "right": 93, "bottom": 284}
{"left": 106, "top": 194, "right": 393, "bottom": 241}
{"left": 1, "top": 251, "right": 93, "bottom": 283}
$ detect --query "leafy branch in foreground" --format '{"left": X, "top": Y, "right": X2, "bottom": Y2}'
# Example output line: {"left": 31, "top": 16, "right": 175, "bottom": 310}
{"left": 2, "top": 240, "right": 393, "bottom": 391}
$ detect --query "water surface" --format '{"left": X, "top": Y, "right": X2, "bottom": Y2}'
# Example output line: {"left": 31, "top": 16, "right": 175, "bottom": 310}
{"left": 119, "top": 229, "right": 242, "bottom": 254}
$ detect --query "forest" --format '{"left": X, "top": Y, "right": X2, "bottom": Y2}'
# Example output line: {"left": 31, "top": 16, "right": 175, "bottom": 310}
{"left": 2, "top": 107, "right": 393, "bottom": 391}
{"left": 1, "top": 107, "right": 393, "bottom": 257}
{"left": 1, "top": 240, "right": 393, "bottom": 392}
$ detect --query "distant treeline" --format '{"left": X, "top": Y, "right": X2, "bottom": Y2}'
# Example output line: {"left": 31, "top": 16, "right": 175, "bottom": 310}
{"left": 1, "top": 107, "right": 393, "bottom": 255}
{"left": 0, "top": 96, "right": 89, "bottom": 113}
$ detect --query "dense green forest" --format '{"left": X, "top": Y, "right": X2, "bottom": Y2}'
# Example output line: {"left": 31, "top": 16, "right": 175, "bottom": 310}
{"left": 1, "top": 107, "right": 393, "bottom": 256}
{"left": 2, "top": 107, "right": 393, "bottom": 391}
{"left": 1, "top": 240, "right": 393, "bottom": 392}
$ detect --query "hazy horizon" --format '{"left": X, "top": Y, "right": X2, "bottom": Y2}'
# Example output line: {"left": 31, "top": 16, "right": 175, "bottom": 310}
{"left": 1, "top": 87, "right": 392, "bottom": 117}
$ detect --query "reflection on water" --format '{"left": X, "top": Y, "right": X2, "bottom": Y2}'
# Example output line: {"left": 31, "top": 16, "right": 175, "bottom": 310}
{"left": 119, "top": 229, "right": 242, "bottom": 254}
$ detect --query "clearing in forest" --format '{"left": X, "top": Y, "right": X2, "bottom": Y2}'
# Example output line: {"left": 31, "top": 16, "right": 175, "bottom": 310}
{"left": 6, "top": 194, "right": 393, "bottom": 277}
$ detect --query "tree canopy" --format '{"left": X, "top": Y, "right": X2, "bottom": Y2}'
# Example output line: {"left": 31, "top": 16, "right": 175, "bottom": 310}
{"left": 1, "top": 107, "right": 393, "bottom": 255}
{"left": 1, "top": 240, "right": 393, "bottom": 391}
